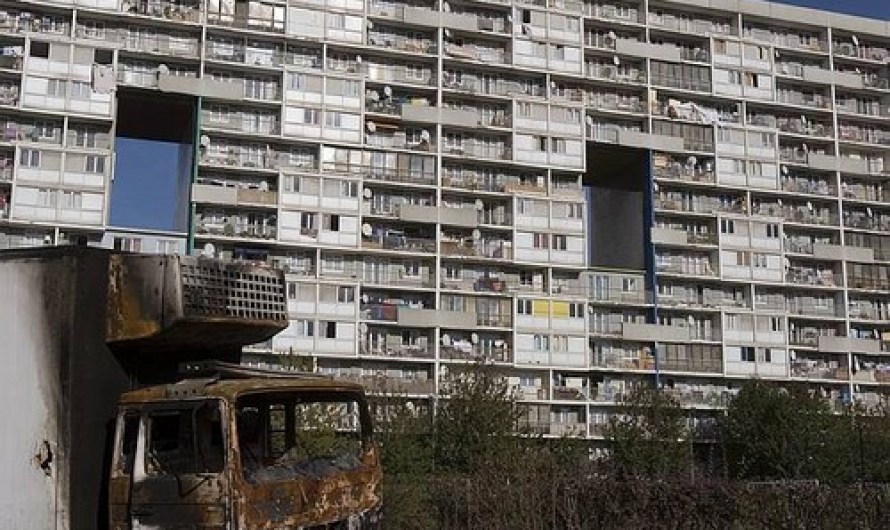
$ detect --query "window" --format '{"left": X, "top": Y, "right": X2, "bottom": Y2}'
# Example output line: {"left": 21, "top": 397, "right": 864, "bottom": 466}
{"left": 770, "top": 317, "right": 783, "bottom": 332}
{"left": 766, "top": 223, "right": 780, "bottom": 238}
{"left": 47, "top": 79, "right": 66, "bottom": 97}
{"left": 60, "top": 191, "right": 82, "bottom": 210}
{"left": 532, "top": 232, "right": 549, "bottom": 249}
{"left": 518, "top": 299, "right": 532, "bottom": 315}
{"left": 533, "top": 334, "right": 549, "bottom": 351}
{"left": 85, "top": 155, "right": 105, "bottom": 174}
{"left": 325, "top": 111, "right": 342, "bottom": 127}
{"left": 569, "top": 303, "right": 584, "bottom": 318}
{"left": 753, "top": 253, "right": 769, "bottom": 268}
{"left": 560, "top": 202, "right": 582, "bottom": 219}
{"left": 519, "top": 271, "right": 534, "bottom": 286}
{"left": 19, "top": 149, "right": 41, "bottom": 168}
{"left": 552, "top": 234, "right": 567, "bottom": 250}
{"left": 323, "top": 213, "right": 340, "bottom": 231}
{"left": 337, "top": 286, "right": 354, "bottom": 303}
{"left": 145, "top": 403, "right": 224, "bottom": 475}
{"left": 340, "top": 180, "right": 358, "bottom": 197}
{"left": 552, "top": 335, "right": 568, "bottom": 352}
{"left": 720, "top": 219, "right": 735, "bottom": 234}
{"left": 30, "top": 41, "right": 49, "bottom": 58}
{"left": 324, "top": 321, "right": 337, "bottom": 339}
{"left": 94, "top": 48, "right": 113, "bottom": 65}
{"left": 295, "top": 319, "right": 314, "bottom": 337}
{"left": 300, "top": 212, "right": 316, "bottom": 230}
{"left": 762, "top": 348, "right": 772, "bottom": 363}
{"left": 741, "top": 346, "right": 755, "bottom": 362}
{"left": 551, "top": 138, "right": 567, "bottom": 154}
{"left": 70, "top": 81, "right": 91, "bottom": 99}
{"left": 327, "top": 13, "right": 345, "bottom": 29}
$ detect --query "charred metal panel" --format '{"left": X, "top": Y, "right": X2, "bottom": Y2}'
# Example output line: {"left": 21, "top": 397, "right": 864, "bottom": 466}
{"left": 106, "top": 254, "right": 288, "bottom": 352}
{"left": 0, "top": 248, "right": 132, "bottom": 530}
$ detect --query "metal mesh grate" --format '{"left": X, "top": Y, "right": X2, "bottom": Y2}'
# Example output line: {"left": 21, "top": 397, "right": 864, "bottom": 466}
{"left": 180, "top": 257, "right": 287, "bottom": 322}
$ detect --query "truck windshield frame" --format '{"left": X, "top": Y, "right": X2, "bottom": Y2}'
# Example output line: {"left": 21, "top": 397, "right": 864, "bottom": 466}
{"left": 235, "top": 390, "right": 371, "bottom": 483}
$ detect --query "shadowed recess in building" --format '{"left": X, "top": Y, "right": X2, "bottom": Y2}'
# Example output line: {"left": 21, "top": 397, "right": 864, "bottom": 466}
{"left": 109, "top": 90, "right": 195, "bottom": 233}
{"left": 585, "top": 144, "right": 649, "bottom": 270}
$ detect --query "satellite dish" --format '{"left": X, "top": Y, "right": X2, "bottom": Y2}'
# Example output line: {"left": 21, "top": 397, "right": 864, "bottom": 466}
{"left": 202, "top": 243, "right": 216, "bottom": 258}
{"left": 652, "top": 182, "right": 659, "bottom": 191}
{"left": 361, "top": 223, "right": 373, "bottom": 236}
{"left": 471, "top": 332, "right": 479, "bottom": 344}
{"left": 444, "top": 28, "right": 452, "bottom": 38}
{"left": 777, "top": 198, "right": 783, "bottom": 206}
{"left": 687, "top": 156, "right": 697, "bottom": 166}
{"left": 471, "top": 229, "right": 481, "bottom": 240}
{"left": 587, "top": 304, "right": 594, "bottom": 314}
{"left": 612, "top": 55, "right": 620, "bottom": 66}
{"left": 441, "top": 333, "right": 452, "bottom": 346}
{"left": 366, "top": 20, "right": 373, "bottom": 29}
{"left": 157, "top": 64, "right": 169, "bottom": 75}
{"left": 443, "top": 1, "right": 451, "bottom": 12}
{"left": 355, "top": 55, "right": 362, "bottom": 63}
{"left": 585, "top": 115, "right": 594, "bottom": 125}
{"left": 474, "top": 199, "right": 484, "bottom": 211}
{"left": 200, "top": 135, "right": 210, "bottom": 147}
{"left": 362, "top": 187, "right": 373, "bottom": 199}
{"left": 802, "top": 143, "right": 809, "bottom": 153}
{"left": 359, "top": 323, "right": 368, "bottom": 334}
{"left": 361, "top": 293, "right": 369, "bottom": 303}
{"left": 550, "top": 81, "right": 556, "bottom": 88}
{"left": 43, "top": 234, "right": 52, "bottom": 245}
{"left": 781, "top": 165, "right": 788, "bottom": 176}
{"left": 867, "top": 207, "right": 873, "bottom": 217}
{"left": 774, "top": 49, "right": 780, "bottom": 58}
{"left": 807, "top": 201, "right": 813, "bottom": 211}
{"left": 366, "top": 121, "right": 376, "bottom": 132}
{"left": 852, "top": 35, "right": 860, "bottom": 47}
{"left": 368, "top": 90, "right": 379, "bottom": 102}
{"left": 607, "top": 30, "right": 616, "bottom": 41}
{"left": 420, "top": 130, "right": 431, "bottom": 141}
{"left": 383, "top": 85, "right": 392, "bottom": 98}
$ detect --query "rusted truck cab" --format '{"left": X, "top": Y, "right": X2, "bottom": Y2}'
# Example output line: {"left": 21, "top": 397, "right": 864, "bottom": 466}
{"left": 110, "top": 375, "right": 382, "bottom": 529}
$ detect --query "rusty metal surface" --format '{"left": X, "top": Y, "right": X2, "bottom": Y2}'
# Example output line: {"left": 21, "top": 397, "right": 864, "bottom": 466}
{"left": 113, "top": 378, "right": 382, "bottom": 529}
{"left": 120, "top": 378, "right": 367, "bottom": 405}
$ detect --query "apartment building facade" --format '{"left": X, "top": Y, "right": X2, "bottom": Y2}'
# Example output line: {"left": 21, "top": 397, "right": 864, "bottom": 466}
{"left": 0, "top": 0, "right": 888, "bottom": 437}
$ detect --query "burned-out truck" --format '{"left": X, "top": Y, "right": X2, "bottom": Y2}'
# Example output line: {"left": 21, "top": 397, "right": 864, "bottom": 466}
{"left": 0, "top": 247, "right": 381, "bottom": 529}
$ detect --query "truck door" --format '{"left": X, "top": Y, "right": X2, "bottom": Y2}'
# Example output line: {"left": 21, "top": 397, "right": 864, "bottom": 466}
{"left": 129, "top": 401, "right": 230, "bottom": 530}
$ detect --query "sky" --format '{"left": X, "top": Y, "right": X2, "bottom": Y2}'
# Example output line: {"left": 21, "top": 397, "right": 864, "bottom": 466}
{"left": 773, "top": 0, "right": 890, "bottom": 20}
{"left": 109, "top": 138, "right": 184, "bottom": 232}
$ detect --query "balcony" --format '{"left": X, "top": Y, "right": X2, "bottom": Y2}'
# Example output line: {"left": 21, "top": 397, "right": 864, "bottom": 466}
{"left": 194, "top": 218, "right": 277, "bottom": 240}
{"left": 653, "top": 155, "right": 715, "bottom": 184}
{"left": 791, "top": 358, "right": 848, "bottom": 381}
{"left": 585, "top": 62, "right": 645, "bottom": 84}
{"left": 780, "top": 174, "right": 836, "bottom": 197}
{"left": 362, "top": 231, "right": 436, "bottom": 253}
{"left": 775, "top": 89, "right": 832, "bottom": 110}
{"left": 367, "top": 31, "right": 436, "bottom": 55}
{"left": 440, "top": 239, "right": 513, "bottom": 260}
{"left": 834, "top": 42, "right": 890, "bottom": 63}
{"left": 365, "top": 130, "right": 434, "bottom": 152}
{"left": 348, "top": 374, "right": 435, "bottom": 395}
{"left": 441, "top": 344, "right": 511, "bottom": 363}
{"left": 207, "top": 8, "right": 284, "bottom": 33}
{"left": 785, "top": 266, "right": 841, "bottom": 287}
{"left": 584, "top": 2, "right": 641, "bottom": 24}
{"left": 838, "top": 124, "right": 890, "bottom": 147}
{"left": 122, "top": 0, "right": 202, "bottom": 23}
{"left": 658, "top": 355, "right": 723, "bottom": 375}
{"left": 444, "top": 42, "right": 509, "bottom": 65}
{"left": 845, "top": 211, "right": 890, "bottom": 232}
{"left": 360, "top": 343, "right": 435, "bottom": 360}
